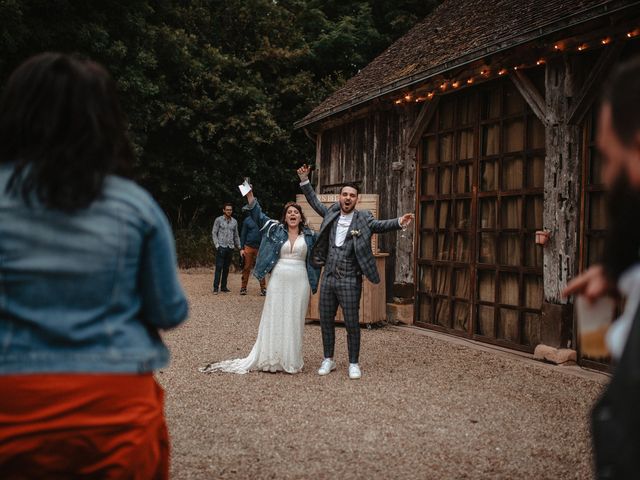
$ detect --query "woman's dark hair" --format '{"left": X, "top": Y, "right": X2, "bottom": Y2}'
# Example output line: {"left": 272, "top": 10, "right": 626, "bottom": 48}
{"left": 280, "top": 202, "right": 306, "bottom": 234}
{"left": 602, "top": 56, "right": 640, "bottom": 146}
{"left": 0, "top": 52, "right": 134, "bottom": 211}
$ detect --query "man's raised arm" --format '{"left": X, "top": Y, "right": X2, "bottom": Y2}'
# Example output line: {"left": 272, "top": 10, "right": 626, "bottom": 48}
{"left": 297, "top": 164, "right": 328, "bottom": 217}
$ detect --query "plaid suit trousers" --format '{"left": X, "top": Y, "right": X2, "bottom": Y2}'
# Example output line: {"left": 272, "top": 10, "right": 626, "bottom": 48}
{"left": 319, "top": 272, "right": 363, "bottom": 363}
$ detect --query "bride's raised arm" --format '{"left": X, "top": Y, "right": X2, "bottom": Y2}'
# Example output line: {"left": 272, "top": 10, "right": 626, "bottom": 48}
{"left": 243, "top": 185, "right": 274, "bottom": 231}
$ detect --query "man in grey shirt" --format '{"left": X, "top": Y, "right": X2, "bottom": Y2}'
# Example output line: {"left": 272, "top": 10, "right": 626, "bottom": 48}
{"left": 212, "top": 203, "right": 240, "bottom": 294}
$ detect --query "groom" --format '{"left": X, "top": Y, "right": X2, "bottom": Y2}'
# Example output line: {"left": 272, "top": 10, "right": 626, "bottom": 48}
{"left": 297, "top": 165, "right": 413, "bottom": 379}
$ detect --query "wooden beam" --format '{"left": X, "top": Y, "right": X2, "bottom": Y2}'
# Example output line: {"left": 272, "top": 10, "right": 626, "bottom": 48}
{"left": 568, "top": 41, "right": 624, "bottom": 125}
{"left": 511, "top": 70, "right": 546, "bottom": 124}
{"left": 408, "top": 96, "right": 440, "bottom": 148}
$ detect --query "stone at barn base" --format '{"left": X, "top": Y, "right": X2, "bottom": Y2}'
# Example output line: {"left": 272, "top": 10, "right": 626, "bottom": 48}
{"left": 387, "top": 302, "right": 414, "bottom": 325}
{"left": 533, "top": 344, "right": 577, "bottom": 365}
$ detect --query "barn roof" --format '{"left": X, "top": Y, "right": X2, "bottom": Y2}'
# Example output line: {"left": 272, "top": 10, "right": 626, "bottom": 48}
{"left": 296, "top": 0, "right": 637, "bottom": 129}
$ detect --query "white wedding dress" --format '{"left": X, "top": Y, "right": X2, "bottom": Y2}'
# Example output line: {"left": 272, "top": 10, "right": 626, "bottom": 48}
{"left": 200, "top": 235, "right": 310, "bottom": 374}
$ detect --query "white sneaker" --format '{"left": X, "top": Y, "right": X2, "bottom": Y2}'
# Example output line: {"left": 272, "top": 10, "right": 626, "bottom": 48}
{"left": 348, "top": 363, "right": 362, "bottom": 379}
{"left": 318, "top": 358, "right": 336, "bottom": 376}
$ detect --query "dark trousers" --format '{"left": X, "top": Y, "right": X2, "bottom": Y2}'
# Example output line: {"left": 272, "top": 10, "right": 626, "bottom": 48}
{"left": 241, "top": 246, "right": 266, "bottom": 290}
{"left": 213, "top": 246, "right": 233, "bottom": 290}
{"left": 319, "top": 273, "right": 363, "bottom": 363}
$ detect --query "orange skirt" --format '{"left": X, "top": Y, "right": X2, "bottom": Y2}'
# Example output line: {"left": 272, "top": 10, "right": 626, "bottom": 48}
{"left": 0, "top": 373, "right": 169, "bottom": 480}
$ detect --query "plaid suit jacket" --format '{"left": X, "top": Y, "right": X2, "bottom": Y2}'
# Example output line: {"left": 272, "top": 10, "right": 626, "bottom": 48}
{"left": 300, "top": 182, "right": 401, "bottom": 284}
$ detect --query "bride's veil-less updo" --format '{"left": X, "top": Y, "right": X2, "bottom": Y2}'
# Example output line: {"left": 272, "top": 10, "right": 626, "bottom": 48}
{"left": 280, "top": 202, "right": 307, "bottom": 234}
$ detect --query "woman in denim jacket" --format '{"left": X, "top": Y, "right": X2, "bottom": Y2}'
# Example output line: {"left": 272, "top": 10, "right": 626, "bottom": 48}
{"left": 201, "top": 187, "right": 319, "bottom": 374}
{"left": 0, "top": 53, "right": 188, "bottom": 479}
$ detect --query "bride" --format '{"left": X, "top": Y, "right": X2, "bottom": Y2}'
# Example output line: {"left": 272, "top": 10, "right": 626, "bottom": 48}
{"left": 200, "top": 185, "right": 320, "bottom": 374}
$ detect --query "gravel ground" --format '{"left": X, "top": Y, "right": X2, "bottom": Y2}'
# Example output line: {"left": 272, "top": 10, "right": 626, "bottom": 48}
{"left": 159, "top": 270, "right": 607, "bottom": 480}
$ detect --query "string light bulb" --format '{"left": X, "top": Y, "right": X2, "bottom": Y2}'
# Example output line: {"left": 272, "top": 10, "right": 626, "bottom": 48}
{"left": 452, "top": 80, "right": 460, "bottom": 88}
{"left": 467, "top": 77, "right": 474, "bottom": 84}
{"left": 480, "top": 69, "right": 489, "bottom": 76}
{"left": 427, "top": 92, "right": 434, "bottom": 99}
{"left": 601, "top": 37, "right": 611, "bottom": 45}
{"left": 578, "top": 43, "right": 588, "bottom": 51}
{"left": 404, "top": 94, "right": 412, "bottom": 101}
{"left": 498, "top": 68, "right": 507, "bottom": 76}
{"left": 394, "top": 99, "right": 402, "bottom": 105}
{"left": 536, "top": 59, "right": 545, "bottom": 66}
{"left": 440, "top": 82, "right": 447, "bottom": 90}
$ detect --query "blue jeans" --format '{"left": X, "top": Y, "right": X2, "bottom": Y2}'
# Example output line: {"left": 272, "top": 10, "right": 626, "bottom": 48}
{"left": 213, "top": 246, "right": 233, "bottom": 290}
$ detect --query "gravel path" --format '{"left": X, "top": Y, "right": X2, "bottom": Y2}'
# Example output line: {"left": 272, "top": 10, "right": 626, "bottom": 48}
{"left": 159, "top": 270, "right": 606, "bottom": 479}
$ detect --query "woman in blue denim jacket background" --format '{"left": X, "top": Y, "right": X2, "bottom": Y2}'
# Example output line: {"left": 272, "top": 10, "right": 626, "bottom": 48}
{"left": 0, "top": 53, "right": 188, "bottom": 479}
{"left": 201, "top": 186, "right": 319, "bottom": 374}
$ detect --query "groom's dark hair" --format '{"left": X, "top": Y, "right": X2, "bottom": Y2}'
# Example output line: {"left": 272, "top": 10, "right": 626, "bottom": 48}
{"left": 340, "top": 182, "right": 360, "bottom": 195}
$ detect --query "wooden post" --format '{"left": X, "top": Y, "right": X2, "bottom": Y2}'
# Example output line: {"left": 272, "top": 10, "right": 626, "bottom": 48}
{"left": 542, "top": 56, "right": 581, "bottom": 345}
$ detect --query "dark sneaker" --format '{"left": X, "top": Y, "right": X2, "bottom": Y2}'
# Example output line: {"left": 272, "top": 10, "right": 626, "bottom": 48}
{"left": 240, "top": 288, "right": 247, "bottom": 295}
{"left": 213, "top": 288, "right": 219, "bottom": 295}
{"left": 260, "top": 289, "right": 267, "bottom": 296}
{"left": 221, "top": 288, "right": 231, "bottom": 293}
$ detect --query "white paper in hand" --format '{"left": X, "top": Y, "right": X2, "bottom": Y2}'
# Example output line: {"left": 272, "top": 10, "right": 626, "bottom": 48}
{"left": 238, "top": 179, "right": 252, "bottom": 197}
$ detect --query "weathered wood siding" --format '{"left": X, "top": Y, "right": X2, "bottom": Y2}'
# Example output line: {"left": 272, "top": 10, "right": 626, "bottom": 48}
{"left": 316, "top": 105, "right": 420, "bottom": 297}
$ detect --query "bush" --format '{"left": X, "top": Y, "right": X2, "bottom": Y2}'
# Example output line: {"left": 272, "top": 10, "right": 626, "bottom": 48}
{"left": 174, "top": 228, "right": 215, "bottom": 268}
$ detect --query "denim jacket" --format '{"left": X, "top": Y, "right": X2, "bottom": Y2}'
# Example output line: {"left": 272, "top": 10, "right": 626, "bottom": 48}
{"left": 0, "top": 164, "right": 189, "bottom": 374}
{"left": 244, "top": 199, "right": 320, "bottom": 293}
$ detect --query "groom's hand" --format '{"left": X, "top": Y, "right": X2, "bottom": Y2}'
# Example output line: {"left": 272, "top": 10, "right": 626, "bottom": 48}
{"left": 400, "top": 213, "right": 414, "bottom": 227}
{"left": 297, "top": 164, "right": 311, "bottom": 182}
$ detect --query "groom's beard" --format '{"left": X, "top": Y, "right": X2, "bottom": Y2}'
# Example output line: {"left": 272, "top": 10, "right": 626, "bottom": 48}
{"left": 602, "top": 173, "right": 640, "bottom": 281}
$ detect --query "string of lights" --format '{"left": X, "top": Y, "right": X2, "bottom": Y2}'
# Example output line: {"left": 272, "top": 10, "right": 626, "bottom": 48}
{"left": 392, "top": 29, "right": 640, "bottom": 106}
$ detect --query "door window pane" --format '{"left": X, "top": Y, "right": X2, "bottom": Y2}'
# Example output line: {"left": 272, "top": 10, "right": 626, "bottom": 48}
{"left": 524, "top": 275, "right": 543, "bottom": 309}
{"left": 478, "top": 270, "right": 495, "bottom": 302}
{"left": 458, "top": 130, "right": 474, "bottom": 160}
{"left": 527, "top": 156, "right": 544, "bottom": 188}
{"left": 456, "top": 163, "right": 473, "bottom": 193}
{"left": 439, "top": 167, "right": 452, "bottom": 194}
{"left": 419, "top": 266, "right": 432, "bottom": 292}
{"left": 437, "top": 232, "right": 451, "bottom": 260}
{"left": 480, "top": 161, "right": 498, "bottom": 190}
{"left": 421, "top": 202, "right": 435, "bottom": 228}
{"left": 503, "top": 156, "right": 524, "bottom": 190}
{"left": 435, "top": 267, "right": 451, "bottom": 295}
{"left": 501, "top": 197, "right": 522, "bottom": 229}
{"left": 420, "top": 233, "right": 434, "bottom": 260}
{"left": 528, "top": 117, "right": 545, "bottom": 149}
{"left": 499, "top": 233, "right": 521, "bottom": 265}
{"left": 480, "top": 198, "right": 496, "bottom": 228}
{"left": 456, "top": 200, "right": 471, "bottom": 229}
{"left": 499, "top": 272, "right": 519, "bottom": 305}
{"left": 482, "top": 89, "right": 501, "bottom": 119}
{"left": 498, "top": 309, "right": 519, "bottom": 342}
{"left": 421, "top": 168, "right": 436, "bottom": 195}
{"left": 438, "top": 201, "right": 452, "bottom": 229}
{"left": 419, "top": 295, "right": 432, "bottom": 323}
{"left": 479, "top": 233, "right": 496, "bottom": 263}
{"left": 424, "top": 137, "right": 437, "bottom": 164}
{"left": 505, "top": 120, "right": 524, "bottom": 152}
{"left": 482, "top": 124, "right": 500, "bottom": 156}
{"left": 477, "top": 305, "right": 495, "bottom": 336}
{"left": 453, "top": 302, "right": 469, "bottom": 331}
{"left": 525, "top": 196, "right": 543, "bottom": 229}
{"left": 454, "top": 268, "right": 471, "bottom": 299}
{"left": 440, "top": 134, "right": 454, "bottom": 163}
{"left": 454, "top": 233, "right": 470, "bottom": 262}
{"left": 435, "top": 298, "right": 451, "bottom": 328}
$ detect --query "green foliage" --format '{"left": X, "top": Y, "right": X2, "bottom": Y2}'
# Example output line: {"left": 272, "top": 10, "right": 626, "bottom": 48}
{"left": 0, "top": 0, "right": 438, "bottom": 265}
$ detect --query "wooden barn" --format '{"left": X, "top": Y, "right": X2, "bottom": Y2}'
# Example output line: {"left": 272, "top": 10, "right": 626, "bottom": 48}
{"left": 294, "top": 0, "right": 640, "bottom": 367}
